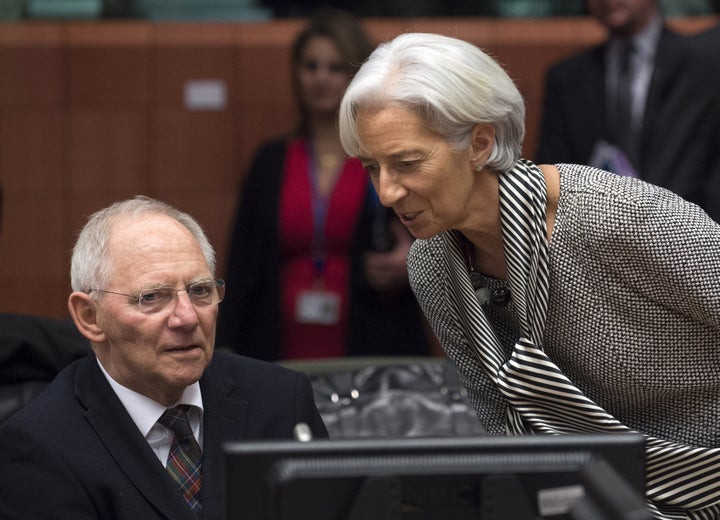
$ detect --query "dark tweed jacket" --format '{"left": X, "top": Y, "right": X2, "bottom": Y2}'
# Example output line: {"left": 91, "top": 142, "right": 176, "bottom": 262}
{"left": 408, "top": 163, "right": 720, "bottom": 447}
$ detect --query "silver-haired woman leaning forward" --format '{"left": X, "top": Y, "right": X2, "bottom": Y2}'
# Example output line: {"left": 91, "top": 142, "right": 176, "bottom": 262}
{"left": 338, "top": 32, "right": 720, "bottom": 519}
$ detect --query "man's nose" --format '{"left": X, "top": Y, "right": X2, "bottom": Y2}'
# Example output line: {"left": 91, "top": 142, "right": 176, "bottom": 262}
{"left": 168, "top": 290, "right": 199, "bottom": 328}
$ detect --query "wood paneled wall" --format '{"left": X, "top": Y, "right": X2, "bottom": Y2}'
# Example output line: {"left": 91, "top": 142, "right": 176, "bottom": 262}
{"left": 0, "top": 17, "right": 714, "bottom": 318}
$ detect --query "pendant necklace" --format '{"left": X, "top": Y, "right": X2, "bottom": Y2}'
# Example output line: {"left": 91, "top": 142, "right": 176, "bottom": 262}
{"left": 460, "top": 234, "right": 511, "bottom": 307}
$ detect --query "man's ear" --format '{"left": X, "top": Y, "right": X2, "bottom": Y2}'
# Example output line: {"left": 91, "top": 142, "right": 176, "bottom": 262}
{"left": 470, "top": 123, "right": 495, "bottom": 167}
{"left": 68, "top": 292, "right": 106, "bottom": 343}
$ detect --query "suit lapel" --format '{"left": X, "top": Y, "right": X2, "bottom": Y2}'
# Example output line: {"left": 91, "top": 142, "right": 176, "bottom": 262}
{"left": 74, "top": 355, "right": 197, "bottom": 520}
{"left": 197, "top": 358, "right": 249, "bottom": 519}
{"left": 576, "top": 46, "right": 608, "bottom": 156}
{"left": 586, "top": 46, "right": 607, "bottom": 128}
{"left": 642, "top": 29, "right": 687, "bottom": 163}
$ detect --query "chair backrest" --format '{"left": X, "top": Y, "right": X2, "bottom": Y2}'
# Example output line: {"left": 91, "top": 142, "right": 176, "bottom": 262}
{"left": 0, "top": 313, "right": 90, "bottom": 424}
{"left": 281, "top": 356, "right": 486, "bottom": 438}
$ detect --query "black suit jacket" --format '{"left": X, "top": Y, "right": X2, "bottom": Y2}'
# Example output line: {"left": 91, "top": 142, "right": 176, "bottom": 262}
{"left": 536, "top": 26, "right": 720, "bottom": 220}
{"left": 0, "top": 350, "right": 327, "bottom": 519}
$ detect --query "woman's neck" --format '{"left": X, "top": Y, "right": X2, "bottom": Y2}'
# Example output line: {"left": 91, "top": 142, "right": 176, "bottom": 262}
{"left": 461, "top": 163, "right": 560, "bottom": 280}
{"left": 461, "top": 230, "right": 507, "bottom": 280}
{"left": 458, "top": 172, "right": 507, "bottom": 279}
{"left": 307, "top": 112, "right": 339, "bottom": 141}
{"left": 308, "top": 117, "right": 345, "bottom": 196}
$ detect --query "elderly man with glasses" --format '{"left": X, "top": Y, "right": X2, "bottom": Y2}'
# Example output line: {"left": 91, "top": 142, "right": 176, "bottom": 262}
{"left": 0, "top": 196, "right": 327, "bottom": 520}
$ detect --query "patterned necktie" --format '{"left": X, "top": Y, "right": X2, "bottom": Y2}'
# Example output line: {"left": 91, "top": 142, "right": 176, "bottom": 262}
{"left": 158, "top": 405, "right": 203, "bottom": 515}
{"left": 446, "top": 160, "right": 720, "bottom": 519}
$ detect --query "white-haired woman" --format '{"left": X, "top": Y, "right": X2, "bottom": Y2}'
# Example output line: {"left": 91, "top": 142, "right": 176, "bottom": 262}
{"left": 339, "top": 32, "right": 720, "bottom": 519}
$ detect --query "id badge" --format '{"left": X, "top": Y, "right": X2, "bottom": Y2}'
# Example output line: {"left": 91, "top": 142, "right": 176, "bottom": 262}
{"left": 295, "top": 290, "right": 341, "bottom": 325}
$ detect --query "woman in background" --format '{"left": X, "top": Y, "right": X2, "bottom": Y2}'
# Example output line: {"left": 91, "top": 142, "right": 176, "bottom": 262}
{"left": 218, "top": 9, "right": 433, "bottom": 360}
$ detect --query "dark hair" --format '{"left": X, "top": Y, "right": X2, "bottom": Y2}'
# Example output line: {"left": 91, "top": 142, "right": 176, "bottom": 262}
{"left": 291, "top": 8, "right": 373, "bottom": 137}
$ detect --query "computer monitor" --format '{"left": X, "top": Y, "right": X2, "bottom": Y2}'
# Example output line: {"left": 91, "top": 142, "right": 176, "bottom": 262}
{"left": 223, "top": 432, "right": 649, "bottom": 520}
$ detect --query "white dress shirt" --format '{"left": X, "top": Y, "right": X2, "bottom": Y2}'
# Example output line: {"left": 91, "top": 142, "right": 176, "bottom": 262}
{"left": 96, "top": 358, "right": 204, "bottom": 466}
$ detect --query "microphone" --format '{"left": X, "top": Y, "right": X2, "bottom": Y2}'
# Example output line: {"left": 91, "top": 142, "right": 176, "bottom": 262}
{"left": 293, "top": 423, "right": 313, "bottom": 442}
{"left": 474, "top": 287, "right": 511, "bottom": 307}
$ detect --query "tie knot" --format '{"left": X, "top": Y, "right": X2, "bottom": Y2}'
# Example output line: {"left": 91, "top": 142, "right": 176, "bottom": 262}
{"left": 619, "top": 41, "right": 635, "bottom": 72}
{"left": 158, "top": 405, "right": 194, "bottom": 439}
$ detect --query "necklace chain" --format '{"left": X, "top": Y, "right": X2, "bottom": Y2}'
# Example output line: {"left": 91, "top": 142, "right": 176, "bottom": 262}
{"left": 461, "top": 235, "right": 477, "bottom": 272}
{"left": 460, "top": 234, "right": 511, "bottom": 307}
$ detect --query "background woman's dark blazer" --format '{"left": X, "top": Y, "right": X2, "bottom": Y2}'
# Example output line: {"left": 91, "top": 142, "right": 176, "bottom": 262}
{"left": 217, "top": 137, "right": 431, "bottom": 360}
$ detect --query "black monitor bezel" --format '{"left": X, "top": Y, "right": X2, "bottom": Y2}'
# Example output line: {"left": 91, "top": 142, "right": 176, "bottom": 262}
{"left": 223, "top": 433, "right": 647, "bottom": 520}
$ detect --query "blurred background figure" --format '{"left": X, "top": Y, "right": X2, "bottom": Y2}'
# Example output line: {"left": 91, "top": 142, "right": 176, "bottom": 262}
{"left": 677, "top": 19, "right": 720, "bottom": 201}
{"left": 218, "top": 8, "right": 435, "bottom": 361}
{"left": 536, "top": 0, "right": 720, "bottom": 220}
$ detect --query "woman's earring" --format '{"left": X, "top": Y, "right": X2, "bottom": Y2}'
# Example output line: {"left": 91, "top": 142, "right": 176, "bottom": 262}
{"left": 475, "top": 163, "right": 483, "bottom": 172}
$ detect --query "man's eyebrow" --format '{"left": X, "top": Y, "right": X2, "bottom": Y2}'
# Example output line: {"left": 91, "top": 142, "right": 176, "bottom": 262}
{"left": 133, "top": 281, "right": 173, "bottom": 292}
{"left": 135, "top": 277, "right": 214, "bottom": 291}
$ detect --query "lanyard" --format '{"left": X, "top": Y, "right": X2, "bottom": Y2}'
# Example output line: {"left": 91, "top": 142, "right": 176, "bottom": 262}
{"left": 307, "top": 141, "right": 331, "bottom": 281}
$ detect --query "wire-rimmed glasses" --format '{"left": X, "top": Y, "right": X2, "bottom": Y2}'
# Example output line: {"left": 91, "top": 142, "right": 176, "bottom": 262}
{"left": 91, "top": 279, "right": 225, "bottom": 314}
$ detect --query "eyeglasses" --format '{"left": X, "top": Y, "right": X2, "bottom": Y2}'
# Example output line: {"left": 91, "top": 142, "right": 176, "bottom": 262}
{"left": 91, "top": 279, "right": 225, "bottom": 314}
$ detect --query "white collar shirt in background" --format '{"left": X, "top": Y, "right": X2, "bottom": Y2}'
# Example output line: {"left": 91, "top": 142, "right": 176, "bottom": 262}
{"left": 606, "top": 13, "right": 663, "bottom": 133}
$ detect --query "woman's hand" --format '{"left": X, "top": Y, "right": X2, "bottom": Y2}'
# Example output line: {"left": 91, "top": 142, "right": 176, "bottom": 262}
{"left": 363, "top": 218, "right": 413, "bottom": 293}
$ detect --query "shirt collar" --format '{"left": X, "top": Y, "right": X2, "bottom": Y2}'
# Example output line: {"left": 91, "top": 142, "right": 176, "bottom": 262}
{"left": 96, "top": 357, "right": 204, "bottom": 438}
{"left": 632, "top": 13, "right": 662, "bottom": 60}
{"left": 609, "top": 13, "right": 663, "bottom": 61}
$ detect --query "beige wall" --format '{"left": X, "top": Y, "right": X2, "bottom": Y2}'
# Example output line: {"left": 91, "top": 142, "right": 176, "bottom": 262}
{"left": 0, "top": 16, "right": 714, "bottom": 317}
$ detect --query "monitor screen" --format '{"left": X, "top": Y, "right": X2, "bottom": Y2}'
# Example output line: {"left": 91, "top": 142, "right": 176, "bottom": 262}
{"left": 223, "top": 433, "right": 648, "bottom": 520}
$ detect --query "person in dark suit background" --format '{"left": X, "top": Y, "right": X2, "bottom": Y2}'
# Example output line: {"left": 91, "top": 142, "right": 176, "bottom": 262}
{"left": 536, "top": 0, "right": 720, "bottom": 220}
{"left": 0, "top": 196, "right": 327, "bottom": 520}
{"left": 661, "top": 19, "right": 720, "bottom": 217}
{"left": 689, "top": 21, "right": 720, "bottom": 118}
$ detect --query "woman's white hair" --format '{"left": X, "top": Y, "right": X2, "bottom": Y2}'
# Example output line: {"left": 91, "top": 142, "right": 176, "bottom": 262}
{"left": 70, "top": 196, "right": 216, "bottom": 293}
{"left": 338, "top": 32, "right": 525, "bottom": 172}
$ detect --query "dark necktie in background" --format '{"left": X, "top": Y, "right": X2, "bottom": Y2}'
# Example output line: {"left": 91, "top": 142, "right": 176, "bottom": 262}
{"left": 611, "top": 41, "right": 640, "bottom": 168}
{"left": 158, "top": 405, "right": 203, "bottom": 515}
